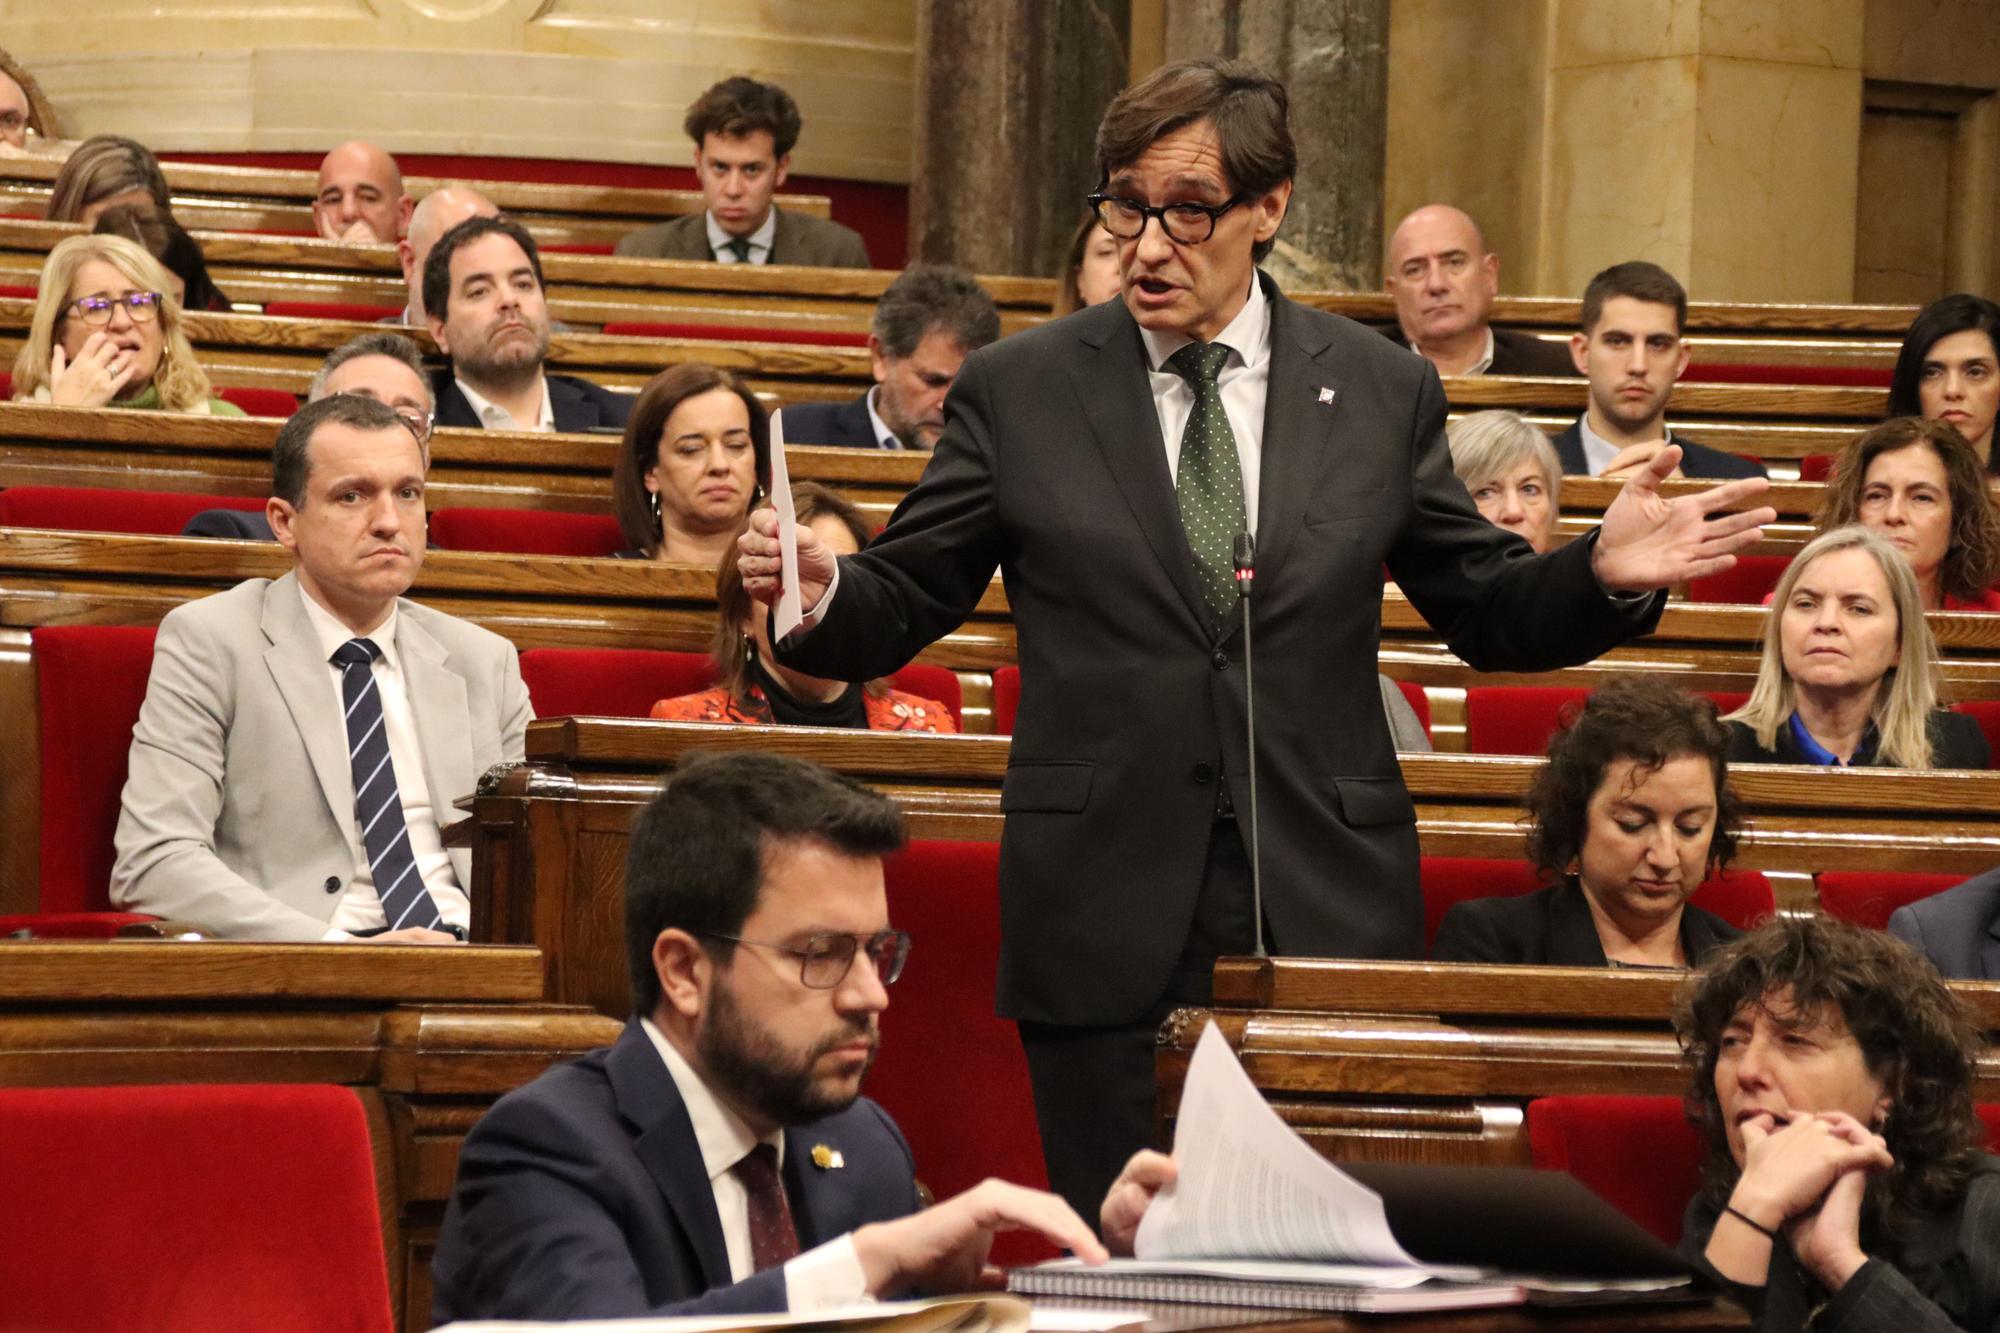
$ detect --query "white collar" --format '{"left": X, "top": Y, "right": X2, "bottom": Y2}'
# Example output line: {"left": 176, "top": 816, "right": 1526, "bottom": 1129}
{"left": 640, "top": 1016, "right": 784, "bottom": 1182}
{"left": 1406, "top": 326, "right": 1495, "bottom": 375}
{"left": 298, "top": 579, "right": 400, "bottom": 669}
{"left": 454, "top": 374, "right": 554, "bottom": 432}
{"left": 863, "top": 385, "right": 902, "bottom": 450}
{"left": 705, "top": 208, "right": 779, "bottom": 261}
{"left": 1138, "top": 274, "right": 1270, "bottom": 374}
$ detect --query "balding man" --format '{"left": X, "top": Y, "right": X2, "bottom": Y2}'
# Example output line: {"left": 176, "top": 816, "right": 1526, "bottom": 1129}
{"left": 314, "top": 141, "right": 414, "bottom": 246}
{"left": 394, "top": 187, "right": 499, "bottom": 325}
{"left": 0, "top": 67, "right": 29, "bottom": 151}
{"left": 1380, "top": 205, "right": 1574, "bottom": 377}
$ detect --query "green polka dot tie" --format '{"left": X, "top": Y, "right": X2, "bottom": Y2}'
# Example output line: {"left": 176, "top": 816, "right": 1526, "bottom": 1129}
{"left": 719, "top": 236, "right": 754, "bottom": 262}
{"left": 1167, "top": 340, "right": 1247, "bottom": 630}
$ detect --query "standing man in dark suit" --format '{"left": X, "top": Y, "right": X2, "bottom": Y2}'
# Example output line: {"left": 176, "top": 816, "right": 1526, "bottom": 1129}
{"left": 783, "top": 265, "right": 1001, "bottom": 450}
{"left": 423, "top": 215, "right": 632, "bottom": 434}
{"left": 739, "top": 56, "right": 1774, "bottom": 1224}
{"left": 615, "top": 78, "right": 871, "bottom": 269}
{"left": 1887, "top": 869, "right": 2000, "bottom": 979}
{"left": 1552, "top": 261, "right": 1765, "bottom": 481}
{"left": 1379, "top": 203, "right": 1576, "bottom": 377}
{"left": 431, "top": 751, "right": 1112, "bottom": 1321}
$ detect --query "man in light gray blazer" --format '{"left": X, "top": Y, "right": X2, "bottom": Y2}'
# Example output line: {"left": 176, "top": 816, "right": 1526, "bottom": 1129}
{"left": 112, "top": 395, "right": 532, "bottom": 942}
{"left": 1887, "top": 869, "right": 2000, "bottom": 980}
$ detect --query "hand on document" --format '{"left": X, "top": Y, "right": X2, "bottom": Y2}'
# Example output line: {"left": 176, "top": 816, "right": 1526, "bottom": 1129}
{"left": 1100, "top": 1150, "right": 1177, "bottom": 1257}
{"left": 853, "top": 1178, "right": 1109, "bottom": 1296}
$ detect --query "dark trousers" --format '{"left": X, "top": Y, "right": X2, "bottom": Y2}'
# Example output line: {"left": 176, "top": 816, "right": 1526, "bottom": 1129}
{"left": 1017, "top": 816, "right": 1258, "bottom": 1228}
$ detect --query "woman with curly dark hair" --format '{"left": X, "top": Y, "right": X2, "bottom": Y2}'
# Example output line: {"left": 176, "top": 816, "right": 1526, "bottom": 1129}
{"left": 1432, "top": 677, "right": 1745, "bottom": 967}
{"left": 1814, "top": 417, "right": 2000, "bottom": 612}
{"left": 1676, "top": 914, "right": 2000, "bottom": 1331}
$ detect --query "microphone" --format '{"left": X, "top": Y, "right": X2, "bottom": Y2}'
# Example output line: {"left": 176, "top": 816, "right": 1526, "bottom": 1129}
{"left": 1233, "top": 532, "right": 1266, "bottom": 958}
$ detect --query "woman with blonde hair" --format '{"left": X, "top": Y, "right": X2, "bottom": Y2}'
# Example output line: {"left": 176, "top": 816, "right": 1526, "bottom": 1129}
{"left": 1446, "top": 409, "right": 1563, "bottom": 554}
{"left": 1725, "top": 526, "right": 1985, "bottom": 769}
{"left": 44, "top": 135, "right": 170, "bottom": 225}
{"left": 10, "top": 233, "right": 243, "bottom": 416}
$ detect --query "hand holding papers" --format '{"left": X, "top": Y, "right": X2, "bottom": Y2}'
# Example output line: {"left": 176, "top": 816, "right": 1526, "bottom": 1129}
{"left": 767, "top": 408, "right": 805, "bottom": 641}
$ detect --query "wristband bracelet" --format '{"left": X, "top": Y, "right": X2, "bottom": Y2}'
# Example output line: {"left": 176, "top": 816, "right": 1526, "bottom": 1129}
{"left": 1723, "top": 1204, "right": 1779, "bottom": 1240}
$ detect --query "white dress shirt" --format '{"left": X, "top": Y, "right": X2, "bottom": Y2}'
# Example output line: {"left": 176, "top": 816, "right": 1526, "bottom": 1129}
{"left": 706, "top": 209, "right": 779, "bottom": 265}
{"left": 1576, "top": 412, "right": 1677, "bottom": 477}
{"left": 863, "top": 386, "right": 903, "bottom": 450}
{"left": 1137, "top": 275, "right": 1270, "bottom": 535}
{"left": 1406, "top": 326, "right": 1495, "bottom": 376}
{"left": 454, "top": 375, "right": 555, "bottom": 433}
{"left": 297, "top": 586, "right": 469, "bottom": 939}
{"left": 639, "top": 1018, "right": 868, "bottom": 1309}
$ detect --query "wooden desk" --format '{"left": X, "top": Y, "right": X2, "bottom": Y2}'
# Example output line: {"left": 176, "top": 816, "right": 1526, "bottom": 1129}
{"left": 0, "top": 939, "right": 621, "bottom": 1333}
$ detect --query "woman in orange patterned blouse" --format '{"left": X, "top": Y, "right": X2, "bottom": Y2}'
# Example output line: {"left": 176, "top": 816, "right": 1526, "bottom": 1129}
{"left": 651, "top": 481, "right": 957, "bottom": 733}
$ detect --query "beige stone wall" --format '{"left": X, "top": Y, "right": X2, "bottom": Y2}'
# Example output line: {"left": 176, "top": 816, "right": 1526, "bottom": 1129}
{"left": 3, "top": 0, "right": 918, "bottom": 182}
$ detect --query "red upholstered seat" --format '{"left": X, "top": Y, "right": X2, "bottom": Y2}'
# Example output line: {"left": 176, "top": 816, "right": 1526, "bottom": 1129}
{"left": 1683, "top": 363, "right": 1893, "bottom": 389}
{"left": 1421, "top": 857, "right": 1547, "bottom": 953}
{"left": 1799, "top": 454, "right": 1835, "bottom": 482}
{"left": 873, "top": 840, "right": 1050, "bottom": 1263}
{"left": 0, "top": 283, "right": 35, "bottom": 298}
{"left": 1816, "top": 871, "right": 1965, "bottom": 930}
{"left": 539, "top": 242, "right": 616, "bottom": 255}
{"left": 992, "top": 666, "right": 1021, "bottom": 736}
{"left": 0, "top": 1084, "right": 393, "bottom": 1332}
{"left": 427, "top": 506, "right": 626, "bottom": 557}
{"left": 0, "top": 910, "right": 153, "bottom": 938}
{"left": 887, "top": 662, "right": 963, "bottom": 726}
{"left": 1690, "top": 868, "right": 1775, "bottom": 930}
{"left": 263, "top": 299, "right": 405, "bottom": 323}
{"left": 216, "top": 385, "right": 301, "bottom": 418}
{"left": 600, "top": 321, "right": 870, "bottom": 348}
{"left": 520, "top": 647, "right": 716, "bottom": 720}
{"left": 34, "top": 626, "right": 160, "bottom": 920}
{"left": 0, "top": 485, "right": 265, "bottom": 536}
{"left": 1688, "top": 554, "right": 1789, "bottom": 605}
{"left": 1526, "top": 1095, "right": 1707, "bottom": 1244}
{"left": 0, "top": 369, "right": 13, "bottom": 398}
{"left": 1464, "top": 686, "right": 1591, "bottom": 756}
{"left": 1952, "top": 701, "right": 2000, "bottom": 769}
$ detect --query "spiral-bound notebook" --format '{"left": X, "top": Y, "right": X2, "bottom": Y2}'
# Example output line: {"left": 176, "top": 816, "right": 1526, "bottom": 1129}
{"left": 1009, "top": 1259, "right": 1525, "bottom": 1315}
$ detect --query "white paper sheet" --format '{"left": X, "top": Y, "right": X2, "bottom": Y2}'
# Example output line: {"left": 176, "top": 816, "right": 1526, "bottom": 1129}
{"left": 767, "top": 407, "right": 804, "bottom": 641}
{"left": 1133, "top": 1022, "right": 1426, "bottom": 1268}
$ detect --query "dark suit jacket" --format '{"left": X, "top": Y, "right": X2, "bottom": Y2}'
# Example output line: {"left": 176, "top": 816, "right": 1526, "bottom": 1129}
{"left": 431, "top": 370, "right": 634, "bottom": 433}
{"left": 778, "top": 274, "right": 1664, "bottom": 1028}
{"left": 431, "top": 1021, "right": 921, "bottom": 1322}
{"left": 1888, "top": 868, "right": 2000, "bottom": 979}
{"left": 784, "top": 392, "right": 889, "bottom": 449}
{"left": 182, "top": 509, "right": 276, "bottom": 541}
{"left": 1431, "top": 882, "right": 1740, "bottom": 966}
{"left": 1551, "top": 419, "right": 1767, "bottom": 480}
{"left": 1725, "top": 712, "right": 1990, "bottom": 770}
{"left": 1376, "top": 323, "right": 1579, "bottom": 377}
{"left": 614, "top": 208, "right": 872, "bottom": 269}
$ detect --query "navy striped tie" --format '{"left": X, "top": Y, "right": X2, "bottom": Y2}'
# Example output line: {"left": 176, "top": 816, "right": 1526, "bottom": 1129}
{"left": 331, "top": 638, "right": 440, "bottom": 932}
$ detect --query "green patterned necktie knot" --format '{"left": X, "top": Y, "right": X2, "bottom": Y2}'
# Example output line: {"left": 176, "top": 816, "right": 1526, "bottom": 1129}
{"left": 721, "top": 236, "right": 754, "bottom": 262}
{"left": 1166, "top": 340, "right": 1247, "bottom": 630}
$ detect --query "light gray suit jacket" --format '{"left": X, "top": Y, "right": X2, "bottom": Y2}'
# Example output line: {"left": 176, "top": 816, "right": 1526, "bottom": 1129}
{"left": 1887, "top": 868, "right": 2000, "bottom": 980}
{"left": 110, "top": 572, "right": 533, "bottom": 940}
{"left": 612, "top": 207, "right": 871, "bottom": 268}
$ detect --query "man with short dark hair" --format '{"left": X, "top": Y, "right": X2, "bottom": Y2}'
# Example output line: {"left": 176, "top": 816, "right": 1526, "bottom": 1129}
{"left": 615, "top": 77, "right": 870, "bottom": 268}
{"left": 741, "top": 55, "right": 1775, "bottom": 1222}
{"left": 1554, "top": 261, "right": 1766, "bottom": 480}
{"left": 424, "top": 215, "right": 632, "bottom": 433}
{"left": 114, "top": 394, "right": 533, "bottom": 940}
{"left": 312, "top": 140, "right": 414, "bottom": 245}
{"left": 432, "top": 751, "right": 1124, "bottom": 1320}
{"left": 782, "top": 265, "right": 1001, "bottom": 450}
{"left": 1379, "top": 204, "right": 1575, "bottom": 377}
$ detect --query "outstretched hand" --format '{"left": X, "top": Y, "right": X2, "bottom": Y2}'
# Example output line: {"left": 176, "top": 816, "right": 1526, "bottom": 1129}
{"left": 737, "top": 507, "right": 837, "bottom": 612}
{"left": 851, "top": 1178, "right": 1108, "bottom": 1296}
{"left": 1591, "top": 445, "right": 1776, "bottom": 593}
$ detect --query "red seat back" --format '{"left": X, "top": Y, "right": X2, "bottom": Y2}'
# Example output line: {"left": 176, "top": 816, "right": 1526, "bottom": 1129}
{"left": 1683, "top": 363, "right": 1892, "bottom": 389}
{"left": 992, "top": 665, "right": 1021, "bottom": 736}
{"left": 0, "top": 486, "right": 265, "bottom": 537}
{"left": 1464, "top": 686, "right": 1591, "bottom": 757}
{"left": 519, "top": 647, "right": 716, "bottom": 720}
{"left": 1816, "top": 871, "right": 1965, "bottom": 930}
{"left": 428, "top": 507, "right": 626, "bottom": 557}
{"left": 263, "top": 299, "right": 405, "bottom": 323}
{"left": 600, "top": 320, "right": 870, "bottom": 348}
{"left": 0, "top": 1084, "right": 393, "bottom": 1332}
{"left": 1688, "top": 554, "right": 1790, "bottom": 605}
{"left": 0, "top": 283, "right": 35, "bottom": 299}
{"left": 1952, "top": 701, "right": 2000, "bottom": 769}
{"left": 1799, "top": 454, "right": 1835, "bottom": 482}
{"left": 1690, "top": 868, "right": 1775, "bottom": 930}
{"left": 35, "top": 626, "right": 159, "bottom": 914}
{"left": 215, "top": 385, "right": 301, "bottom": 418}
{"left": 1421, "top": 857, "right": 1548, "bottom": 954}
{"left": 1526, "top": 1095, "right": 1708, "bottom": 1244}
{"left": 1394, "top": 679, "right": 1432, "bottom": 742}
{"left": 886, "top": 663, "right": 963, "bottom": 727}
{"left": 874, "top": 840, "right": 1049, "bottom": 1263}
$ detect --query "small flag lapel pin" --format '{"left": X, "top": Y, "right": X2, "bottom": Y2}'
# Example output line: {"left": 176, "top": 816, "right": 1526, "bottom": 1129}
{"left": 1317, "top": 387, "right": 1336, "bottom": 405}
{"left": 811, "top": 1143, "right": 845, "bottom": 1170}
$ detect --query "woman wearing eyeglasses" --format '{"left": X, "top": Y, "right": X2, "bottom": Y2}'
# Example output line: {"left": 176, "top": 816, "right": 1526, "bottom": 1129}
{"left": 9, "top": 233, "right": 243, "bottom": 415}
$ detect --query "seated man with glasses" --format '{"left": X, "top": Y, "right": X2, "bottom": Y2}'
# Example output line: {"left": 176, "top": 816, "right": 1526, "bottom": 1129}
{"left": 183, "top": 332, "right": 437, "bottom": 541}
{"left": 432, "top": 751, "right": 1167, "bottom": 1321}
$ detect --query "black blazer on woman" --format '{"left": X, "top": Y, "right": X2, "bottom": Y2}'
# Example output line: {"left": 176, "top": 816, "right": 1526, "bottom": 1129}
{"left": 1431, "top": 882, "right": 1741, "bottom": 966}
{"left": 1724, "top": 712, "right": 1990, "bottom": 770}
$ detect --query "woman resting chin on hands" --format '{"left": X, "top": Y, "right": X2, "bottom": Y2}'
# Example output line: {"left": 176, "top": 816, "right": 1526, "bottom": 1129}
{"left": 49, "top": 328, "right": 143, "bottom": 407}
{"left": 1676, "top": 916, "right": 2000, "bottom": 1331}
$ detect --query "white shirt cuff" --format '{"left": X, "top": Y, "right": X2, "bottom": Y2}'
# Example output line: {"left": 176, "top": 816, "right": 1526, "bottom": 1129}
{"left": 322, "top": 926, "right": 356, "bottom": 942}
{"left": 782, "top": 1234, "right": 871, "bottom": 1312}
{"left": 791, "top": 562, "right": 840, "bottom": 636}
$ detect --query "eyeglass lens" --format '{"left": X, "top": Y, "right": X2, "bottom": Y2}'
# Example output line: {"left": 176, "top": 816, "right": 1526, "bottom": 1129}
{"left": 72, "top": 293, "right": 161, "bottom": 327}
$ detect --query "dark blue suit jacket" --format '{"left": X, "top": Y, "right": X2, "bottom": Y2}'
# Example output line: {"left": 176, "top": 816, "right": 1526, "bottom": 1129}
{"left": 783, "top": 392, "right": 891, "bottom": 449}
{"left": 1888, "top": 868, "right": 2000, "bottom": 980}
{"left": 431, "top": 369, "right": 634, "bottom": 433}
{"left": 1551, "top": 419, "right": 1766, "bottom": 480}
{"left": 431, "top": 1020, "right": 922, "bottom": 1322}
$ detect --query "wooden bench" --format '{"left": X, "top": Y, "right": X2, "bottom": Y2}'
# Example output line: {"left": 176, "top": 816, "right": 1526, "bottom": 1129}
{"left": 0, "top": 939, "right": 621, "bottom": 1333}
{"left": 0, "top": 155, "right": 832, "bottom": 251}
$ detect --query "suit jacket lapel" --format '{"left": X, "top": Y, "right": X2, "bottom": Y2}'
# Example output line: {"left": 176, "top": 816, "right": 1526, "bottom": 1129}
{"left": 394, "top": 609, "right": 475, "bottom": 881}
{"left": 613, "top": 1024, "right": 736, "bottom": 1292}
{"left": 1548, "top": 885, "right": 1611, "bottom": 965}
{"left": 1250, "top": 279, "right": 1342, "bottom": 602}
{"left": 260, "top": 572, "right": 355, "bottom": 833}
{"left": 781, "top": 1125, "right": 848, "bottom": 1250}
{"left": 1068, "top": 305, "right": 1212, "bottom": 635}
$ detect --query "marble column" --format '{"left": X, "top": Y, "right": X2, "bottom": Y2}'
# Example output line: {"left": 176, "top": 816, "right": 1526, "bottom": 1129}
{"left": 911, "top": 1, "right": 1133, "bottom": 277}
{"left": 1161, "top": 0, "right": 1390, "bottom": 291}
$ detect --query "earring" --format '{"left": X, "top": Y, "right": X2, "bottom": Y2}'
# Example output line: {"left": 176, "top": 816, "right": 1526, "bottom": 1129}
{"left": 648, "top": 490, "right": 662, "bottom": 535}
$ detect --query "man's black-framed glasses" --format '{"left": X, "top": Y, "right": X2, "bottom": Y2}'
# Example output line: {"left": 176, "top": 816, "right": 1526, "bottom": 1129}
{"left": 700, "top": 929, "right": 911, "bottom": 988}
{"left": 66, "top": 291, "right": 163, "bottom": 328}
{"left": 1088, "top": 191, "right": 1249, "bottom": 245}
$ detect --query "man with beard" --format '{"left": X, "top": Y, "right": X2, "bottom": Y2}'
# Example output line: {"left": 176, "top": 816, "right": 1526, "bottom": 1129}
{"left": 430, "top": 751, "right": 1152, "bottom": 1321}
{"left": 423, "top": 215, "right": 633, "bottom": 433}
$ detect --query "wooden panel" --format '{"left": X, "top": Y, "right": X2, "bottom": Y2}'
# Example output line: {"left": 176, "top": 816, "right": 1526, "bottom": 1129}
{"left": 0, "top": 940, "right": 547, "bottom": 1001}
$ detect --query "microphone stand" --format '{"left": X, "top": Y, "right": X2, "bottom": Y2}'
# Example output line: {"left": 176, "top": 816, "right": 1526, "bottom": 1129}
{"left": 1232, "top": 532, "right": 1266, "bottom": 958}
